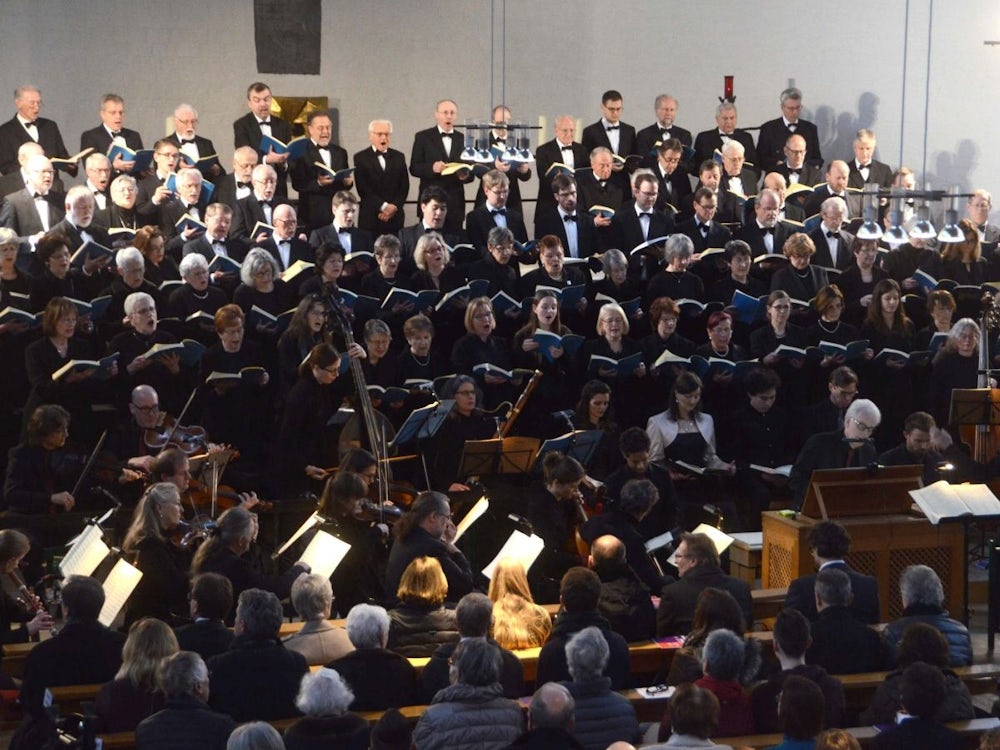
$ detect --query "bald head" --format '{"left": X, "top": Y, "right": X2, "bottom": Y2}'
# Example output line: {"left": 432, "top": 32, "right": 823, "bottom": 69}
{"left": 826, "top": 160, "right": 850, "bottom": 193}
{"left": 17, "top": 141, "right": 44, "bottom": 167}
{"left": 590, "top": 535, "right": 626, "bottom": 569}
{"left": 529, "top": 682, "right": 574, "bottom": 730}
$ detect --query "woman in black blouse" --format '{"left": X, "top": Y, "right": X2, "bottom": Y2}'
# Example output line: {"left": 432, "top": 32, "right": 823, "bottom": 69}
{"left": 769, "top": 233, "right": 828, "bottom": 326}
{"left": 750, "top": 290, "right": 810, "bottom": 409}
{"left": 642, "top": 296, "right": 696, "bottom": 415}
{"left": 572, "top": 379, "right": 622, "bottom": 481}
{"left": 275, "top": 294, "right": 332, "bottom": 408}
{"left": 927, "top": 318, "right": 982, "bottom": 432}
{"left": 427, "top": 375, "right": 496, "bottom": 492}
{"left": 133, "top": 225, "right": 179, "bottom": 288}
{"left": 644, "top": 234, "right": 705, "bottom": 309}
{"left": 450, "top": 296, "right": 516, "bottom": 410}
{"left": 0, "top": 229, "right": 34, "bottom": 453}
{"left": 579, "top": 302, "right": 647, "bottom": 429}
{"left": 833, "top": 237, "right": 889, "bottom": 328}
{"left": 167, "top": 254, "right": 228, "bottom": 345}
{"left": 695, "top": 310, "right": 749, "bottom": 421}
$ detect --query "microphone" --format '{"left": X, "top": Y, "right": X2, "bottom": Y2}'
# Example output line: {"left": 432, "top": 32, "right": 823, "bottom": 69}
{"left": 507, "top": 513, "right": 534, "bottom": 534}
{"left": 551, "top": 409, "right": 575, "bottom": 422}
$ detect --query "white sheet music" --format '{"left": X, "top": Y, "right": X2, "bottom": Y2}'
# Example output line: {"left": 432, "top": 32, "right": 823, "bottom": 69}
{"left": 453, "top": 496, "right": 489, "bottom": 542}
{"left": 274, "top": 512, "right": 323, "bottom": 559}
{"left": 59, "top": 524, "right": 110, "bottom": 579}
{"left": 667, "top": 523, "right": 733, "bottom": 568}
{"left": 482, "top": 530, "right": 545, "bottom": 579}
{"left": 299, "top": 530, "right": 351, "bottom": 579}
{"left": 98, "top": 558, "right": 143, "bottom": 627}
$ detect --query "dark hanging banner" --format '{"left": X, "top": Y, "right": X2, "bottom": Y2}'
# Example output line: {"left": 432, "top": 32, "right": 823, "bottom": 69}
{"left": 254, "top": 0, "right": 321, "bottom": 75}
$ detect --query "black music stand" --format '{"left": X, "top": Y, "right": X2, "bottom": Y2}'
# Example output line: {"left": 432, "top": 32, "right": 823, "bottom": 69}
{"left": 459, "top": 437, "right": 541, "bottom": 478}
{"left": 535, "top": 430, "right": 604, "bottom": 471}
{"left": 390, "top": 400, "right": 455, "bottom": 448}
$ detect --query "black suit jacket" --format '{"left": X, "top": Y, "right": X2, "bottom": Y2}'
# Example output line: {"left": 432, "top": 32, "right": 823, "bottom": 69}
{"left": 756, "top": 118, "right": 822, "bottom": 173}
{"left": 720, "top": 167, "right": 758, "bottom": 198}
{"left": 535, "top": 139, "right": 589, "bottom": 211}
{"left": 788, "top": 429, "right": 878, "bottom": 508}
{"left": 211, "top": 174, "right": 244, "bottom": 211}
{"left": 806, "top": 605, "right": 889, "bottom": 675}
{"left": 652, "top": 163, "right": 693, "bottom": 215}
{"left": 328, "top": 648, "right": 418, "bottom": 711}
{"left": 870, "top": 716, "right": 964, "bottom": 750}
{"left": 0, "top": 116, "right": 71, "bottom": 175}
{"left": 775, "top": 161, "right": 824, "bottom": 188}
{"left": 165, "top": 133, "right": 224, "bottom": 177}
{"left": 676, "top": 217, "right": 731, "bottom": 253}
{"left": 612, "top": 202, "right": 675, "bottom": 252}
{"left": 161, "top": 199, "right": 211, "bottom": 258}
{"left": 409, "top": 127, "right": 470, "bottom": 234}
{"left": 847, "top": 159, "right": 894, "bottom": 190}
{"left": 808, "top": 225, "right": 856, "bottom": 270}
{"left": 229, "top": 193, "right": 289, "bottom": 240}
{"left": 79, "top": 125, "right": 143, "bottom": 157}
{"left": 655, "top": 564, "right": 753, "bottom": 636}
{"left": 575, "top": 171, "right": 625, "bottom": 214}
{"left": 804, "top": 184, "right": 862, "bottom": 219}
{"left": 182, "top": 234, "right": 249, "bottom": 264}
{"left": 308, "top": 225, "right": 374, "bottom": 256}
{"left": 208, "top": 636, "right": 308, "bottom": 722}
{"left": 464, "top": 204, "right": 527, "bottom": 251}
{"left": 786, "top": 561, "right": 881, "bottom": 624}
{"left": 48, "top": 218, "right": 112, "bottom": 253}
{"left": 737, "top": 220, "right": 797, "bottom": 258}
{"left": 635, "top": 122, "right": 693, "bottom": 159}
{"left": 0, "top": 188, "right": 65, "bottom": 240}
{"left": 255, "top": 236, "right": 313, "bottom": 272}
{"left": 581, "top": 120, "right": 637, "bottom": 156}
{"left": 136, "top": 695, "right": 236, "bottom": 750}
{"left": 232, "top": 112, "right": 292, "bottom": 196}
{"left": 289, "top": 141, "right": 351, "bottom": 231}
{"left": 693, "top": 129, "right": 759, "bottom": 174}
{"left": 353, "top": 146, "right": 409, "bottom": 235}
{"left": 532, "top": 205, "right": 599, "bottom": 259}
{"left": 174, "top": 619, "right": 236, "bottom": 662}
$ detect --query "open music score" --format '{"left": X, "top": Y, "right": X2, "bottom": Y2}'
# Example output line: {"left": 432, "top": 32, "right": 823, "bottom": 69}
{"left": 453, "top": 495, "right": 489, "bottom": 543}
{"left": 482, "top": 530, "right": 545, "bottom": 579}
{"left": 98, "top": 558, "right": 142, "bottom": 627}
{"left": 59, "top": 524, "right": 111, "bottom": 579}
{"left": 299, "top": 530, "right": 351, "bottom": 580}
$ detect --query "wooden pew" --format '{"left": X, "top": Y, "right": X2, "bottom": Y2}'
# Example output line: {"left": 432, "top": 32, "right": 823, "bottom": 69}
{"left": 718, "top": 717, "right": 1000, "bottom": 749}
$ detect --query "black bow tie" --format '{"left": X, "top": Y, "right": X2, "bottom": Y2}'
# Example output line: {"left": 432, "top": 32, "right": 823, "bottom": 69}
{"left": 494, "top": 140, "right": 505, "bottom": 147}
{"left": 318, "top": 146, "right": 330, "bottom": 152}
{"left": 259, "top": 119, "right": 271, "bottom": 126}
{"left": 606, "top": 125, "right": 620, "bottom": 131}
{"left": 32, "top": 192, "right": 43, "bottom": 200}
{"left": 213, "top": 240, "right": 226, "bottom": 248}
{"left": 236, "top": 181, "right": 250, "bottom": 189}
{"left": 858, "top": 163, "right": 870, "bottom": 170}
{"left": 826, "top": 231, "right": 839, "bottom": 238}
{"left": 561, "top": 145, "right": 574, "bottom": 151}
{"left": 110, "top": 130, "right": 122, "bottom": 137}
{"left": 491, "top": 209, "right": 506, "bottom": 216}
{"left": 640, "top": 212, "right": 652, "bottom": 217}
{"left": 699, "top": 223, "right": 709, "bottom": 234}
{"left": 564, "top": 214, "right": 577, "bottom": 222}
{"left": 180, "top": 138, "right": 195, "bottom": 145}
{"left": 761, "top": 227, "right": 774, "bottom": 235}
{"left": 338, "top": 227, "right": 349, "bottom": 234}
{"left": 259, "top": 200, "right": 270, "bottom": 208}
{"left": 23, "top": 120, "right": 36, "bottom": 128}
{"left": 788, "top": 124, "right": 797, "bottom": 132}
{"left": 978, "top": 224, "right": 987, "bottom": 232}
{"left": 660, "top": 130, "right": 670, "bottom": 138}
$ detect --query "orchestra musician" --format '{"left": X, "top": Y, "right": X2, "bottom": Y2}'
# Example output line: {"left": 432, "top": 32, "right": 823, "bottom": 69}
{"left": 0, "top": 529, "right": 54, "bottom": 653}
{"left": 427, "top": 375, "right": 496, "bottom": 492}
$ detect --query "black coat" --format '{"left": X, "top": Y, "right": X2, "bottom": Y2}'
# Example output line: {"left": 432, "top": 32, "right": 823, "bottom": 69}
{"left": 327, "top": 647, "right": 419, "bottom": 711}
{"left": 283, "top": 713, "right": 371, "bottom": 750}
{"left": 465, "top": 204, "right": 528, "bottom": 252}
{"left": 409, "top": 126, "right": 471, "bottom": 234}
{"left": 174, "top": 619, "right": 235, "bottom": 662}
{"left": 386, "top": 602, "right": 460, "bottom": 658}
{"left": 870, "top": 716, "right": 964, "bottom": 750}
{"left": 788, "top": 429, "right": 879, "bottom": 509}
{"left": 208, "top": 635, "right": 308, "bottom": 721}
{"left": 756, "top": 118, "right": 822, "bottom": 173}
{"left": 290, "top": 141, "right": 352, "bottom": 230}
{"left": 353, "top": 146, "right": 409, "bottom": 234}
{"left": 533, "top": 205, "right": 600, "bottom": 259}
{"left": 806, "top": 605, "right": 890, "bottom": 675}
{"left": 537, "top": 610, "right": 631, "bottom": 690}
{"left": 419, "top": 637, "right": 525, "bottom": 703}
{"left": 136, "top": 695, "right": 236, "bottom": 750}
{"left": 655, "top": 564, "right": 752, "bottom": 637}
{"left": 0, "top": 116, "right": 71, "bottom": 174}
{"left": 786, "top": 561, "right": 881, "bottom": 624}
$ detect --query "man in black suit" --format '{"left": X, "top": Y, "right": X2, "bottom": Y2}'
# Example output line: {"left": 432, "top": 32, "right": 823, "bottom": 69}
{"left": 805, "top": 568, "right": 889, "bottom": 674}
{"left": 968, "top": 189, "right": 1000, "bottom": 246}
{"left": 79, "top": 93, "right": 144, "bottom": 175}
{"left": 576, "top": 147, "right": 625, "bottom": 251}
{"left": 535, "top": 114, "right": 588, "bottom": 212}
{"left": 774, "top": 133, "right": 824, "bottom": 188}
{"left": 20, "top": 575, "right": 126, "bottom": 716}
{"left": 397, "top": 186, "right": 461, "bottom": 276}
{"left": 162, "top": 168, "right": 212, "bottom": 258}
{"left": 676, "top": 187, "right": 732, "bottom": 253}
{"left": 465, "top": 170, "right": 528, "bottom": 252}
{"left": 174, "top": 572, "right": 236, "bottom": 661}
{"left": 760, "top": 172, "right": 805, "bottom": 223}
{"left": 581, "top": 89, "right": 637, "bottom": 162}
{"left": 473, "top": 105, "right": 532, "bottom": 214}
{"left": 409, "top": 99, "right": 473, "bottom": 234}
{"left": 182, "top": 204, "right": 248, "bottom": 294}
{"left": 82, "top": 153, "right": 112, "bottom": 213}
{"left": 290, "top": 110, "right": 353, "bottom": 232}
{"left": 230, "top": 164, "right": 286, "bottom": 241}
{"left": 213, "top": 146, "right": 258, "bottom": 212}
{"left": 166, "top": 103, "right": 224, "bottom": 180}
{"left": 533, "top": 174, "right": 599, "bottom": 259}
{"left": 353, "top": 118, "right": 409, "bottom": 236}
{"left": 232, "top": 82, "right": 292, "bottom": 198}
{"left": 785, "top": 520, "right": 882, "bottom": 624}
{"left": 804, "top": 160, "right": 861, "bottom": 219}
{"left": 612, "top": 171, "right": 674, "bottom": 278}
{"left": 0, "top": 141, "right": 63, "bottom": 197}
{"left": 0, "top": 85, "right": 73, "bottom": 176}
{"left": 737, "top": 188, "right": 796, "bottom": 258}
{"left": 693, "top": 102, "right": 759, "bottom": 177}
{"left": 635, "top": 94, "right": 693, "bottom": 164}
{"left": 719, "top": 141, "right": 757, "bottom": 201}
{"left": 0, "top": 153, "right": 64, "bottom": 245}
{"left": 655, "top": 531, "right": 752, "bottom": 637}
{"left": 756, "top": 87, "right": 823, "bottom": 174}
{"left": 255, "top": 204, "right": 312, "bottom": 275}
{"left": 308, "top": 191, "right": 374, "bottom": 258}
{"left": 136, "top": 138, "right": 182, "bottom": 223}
{"left": 847, "top": 129, "right": 893, "bottom": 190}
{"left": 49, "top": 186, "right": 113, "bottom": 261}
{"left": 652, "top": 139, "right": 693, "bottom": 215}
{"left": 808, "top": 196, "right": 855, "bottom": 270}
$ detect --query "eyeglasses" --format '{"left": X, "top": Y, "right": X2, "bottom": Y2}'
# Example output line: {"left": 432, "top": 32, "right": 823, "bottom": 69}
{"left": 472, "top": 312, "right": 494, "bottom": 320}
{"left": 850, "top": 418, "right": 875, "bottom": 433}
{"left": 455, "top": 389, "right": 476, "bottom": 396}
{"left": 132, "top": 403, "right": 159, "bottom": 413}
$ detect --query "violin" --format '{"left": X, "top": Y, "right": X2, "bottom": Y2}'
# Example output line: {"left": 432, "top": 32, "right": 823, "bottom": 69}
{"left": 184, "top": 476, "right": 274, "bottom": 513}
{"left": 144, "top": 414, "right": 208, "bottom": 454}
{"left": 7, "top": 570, "right": 43, "bottom": 614}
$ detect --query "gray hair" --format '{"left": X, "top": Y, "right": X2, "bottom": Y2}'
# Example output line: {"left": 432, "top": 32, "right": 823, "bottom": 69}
{"left": 66, "top": 184, "right": 95, "bottom": 207}
{"left": 175, "top": 167, "right": 203, "bottom": 186}
{"left": 619, "top": 479, "right": 658, "bottom": 520}
{"left": 815, "top": 567, "right": 852, "bottom": 608}
{"left": 236, "top": 588, "right": 283, "bottom": 639}
{"left": 565, "top": 626, "right": 609, "bottom": 682}
{"left": 721, "top": 140, "right": 745, "bottom": 158}
{"left": 124, "top": 291, "right": 154, "bottom": 318}
{"left": 174, "top": 102, "right": 198, "bottom": 120}
{"left": 601, "top": 248, "right": 627, "bottom": 274}
{"left": 413, "top": 232, "right": 450, "bottom": 270}
{"left": 295, "top": 667, "right": 354, "bottom": 716}
{"left": 346, "top": 603, "right": 390, "bottom": 648}
{"left": 0, "top": 227, "right": 19, "bottom": 247}
{"left": 453, "top": 637, "right": 502, "bottom": 687}
{"left": 530, "top": 682, "right": 575, "bottom": 729}
{"left": 780, "top": 87, "right": 803, "bottom": 105}
{"left": 116, "top": 246, "right": 144, "bottom": 272}
{"left": 664, "top": 233, "right": 695, "bottom": 263}
{"left": 716, "top": 102, "right": 737, "bottom": 116}
{"left": 290, "top": 573, "right": 333, "bottom": 621}
{"left": 900, "top": 564, "right": 944, "bottom": 608}
{"left": 368, "top": 119, "right": 393, "bottom": 133}
{"left": 240, "top": 247, "right": 281, "bottom": 287}
{"left": 179, "top": 252, "right": 209, "bottom": 278}
{"left": 702, "top": 629, "right": 745, "bottom": 681}
{"left": 251, "top": 163, "right": 277, "bottom": 182}
{"left": 947, "top": 318, "right": 980, "bottom": 351}
{"left": 487, "top": 225, "right": 515, "bottom": 247}
{"left": 159, "top": 651, "right": 208, "bottom": 699}
{"left": 111, "top": 174, "right": 137, "bottom": 192}
{"left": 455, "top": 592, "right": 493, "bottom": 637}
{"left": 845, "top": 398, "right": 881, "bottom": 428}
{"left": 821, "top": 196, "right": 848, "bottom": 216}
{"left": 226, "top": 722, "right": 283, "bottom": 750}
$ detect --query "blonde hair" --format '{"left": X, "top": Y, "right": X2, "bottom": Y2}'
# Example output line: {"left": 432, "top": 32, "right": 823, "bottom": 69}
{"left": 396, "top": 556, "right": 448, "bottom": 607}
{"left": 116, "top": 618, "right": 179, "bottom": 691}
{"left": 488, "top": 559, "right": 552, "bottom": 650}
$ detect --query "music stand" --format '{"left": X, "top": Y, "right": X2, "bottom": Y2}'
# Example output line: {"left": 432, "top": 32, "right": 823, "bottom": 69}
{"left": 459, "top": 437, "right": 540, "bottom": 478}
{"left": 800, "top": 465, "right": 924, "bottom": 520}
{"left": 951, "top": 388, "right": 1000, "bottom": 432}
{"left": 535, "top": 430, "right": 604, "bottom": 470}
{"left": 389, "top": 400, "right": 455, "bottom": 448}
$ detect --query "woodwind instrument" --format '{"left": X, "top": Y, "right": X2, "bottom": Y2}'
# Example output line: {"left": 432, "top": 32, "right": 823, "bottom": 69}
{"left": 499, "top": 370, "right": 543, "bottom": 438}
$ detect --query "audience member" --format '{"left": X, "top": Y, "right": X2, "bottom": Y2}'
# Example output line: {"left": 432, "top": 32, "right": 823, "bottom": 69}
{"left": 648, "top": 683, "right": 733, "bottom": 750}
{"left": 387, "top": 555, "right": 460, "bottom": 657}
{"left": 504, "top": 682, "right": 580, "bottom": 750}
{"left": 771, "top": 675, "right": 826, "bottom": 750}
{"left": 488, "top": 558, "right": 553, "bottom": 650}
{"left": 588, "top": 535, "right": 657, "bottom": 643}
{"left": 806, "top": 568, "right": 889, "bottom": 674}
{"left": 695, "top": 629, "right": 754, "bottom": 737}
{"left": 281, "top": 573, "right": 354, "bottom": 666}
{"left": 883, "top": 564, "right": 972, "bottom": 667}
{"left": 282, "top": 668, "right": 370, "bottom": 750}
{"left": 174, "top": 573, "right": 236, "bottom": 661}
{"left": 870, "top": 662, "right": 964, "bottom": 750}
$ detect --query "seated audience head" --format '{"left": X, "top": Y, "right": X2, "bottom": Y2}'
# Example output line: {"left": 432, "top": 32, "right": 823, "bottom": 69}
{"left": 619, "top": 478, "right": 658, "bottom": 522}
{"left": 61, "top": 575, "right": 105, "bottom": 622}
{"left": 814, "top": 568, "right": 852, "bottom": 610}
{"left": 689, "top": 587, "right": 745, "bottom": 644}
{"left": 226, "top": 722, "right": 283, "bottom": 750}
{"left": 488, "top": 558, "right": 534, "bottom": 603}
{"left": 779, "top": 674, "right": 825, "bottom": 741}
{"left": 897, "top": 621, "right": 949, "bottom": 669}
{"left": 370, "top": 708, "right": 412, "bottom": 750}
{"left": 345, "top": 603, "right": 390, "bottom": 649}
{"left": 900, "top": 661, "right": 947, "bottom": 719}
{"left": 396, "top": 555, "right": 448, "bottom": 607}
{"left": 815, "top": 729, "right": 861, "bottom": 750}
{"left": 528, "top": 682, "right": 575, "bottom": 730}
{"left": 773, "top": 607, "right": 811, "bottom": 660}
{"left": 450, "top": 637, "right": 502, "bottom": 687}
{"left": 190, "top": 572, "right": 233, "bottom": 621}
{"left": 676, "top": 531, "right": 719, "bottom": 575}
{"left": 118, "top": 617, "right": 180, "bottom": 690}
{"left": 290, "top": 573, "right": 333, "bottom": 622}
{"left": 565, "top": 626, "right": 609, "bottom": 683}
{"left": 899, "top": 564, "right": 944, "bottom": 610}
{"left": 235, "top": 588, "right": 284, "bottom": 640}
{"left": 808, "top": 520, "right": 851, "bottom": 561}
{"left": 668, "top": 683, "right": 719, "bottom": 739}
{"left": 158, "top": 651, "right": 209, "bottom": 701}
{"left": 560, "top": 567, "right": 601, "bottom": 614}
{"left": 455, "top": 592, "right": 493, "bottom": 638}
{"left": 589, "top": 535, "right": 626, "bottom": 573}
{"left": 701, "top": 628, "right": 745, "bottom": 681}
{"left": 295, "top": 667, "right": 354, "bottom": 717}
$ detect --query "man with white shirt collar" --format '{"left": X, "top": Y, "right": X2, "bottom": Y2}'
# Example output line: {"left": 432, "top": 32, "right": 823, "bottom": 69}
{"left": 736, "top": 188, "right": 795, "bottom": 259}
{"left": 397, "top": 186, "right": 460, "bottom": 275}
{"left": 0, "top": 141, "right": 64, "bottom": 198}
{"left": 774, "top": 133, "right": 824, "bottom": 188}
{"left": 581, "top": 89, "right": 637, "bottom": 162}
{"left": 308, "top": 191, "right": 374, "bottom": 259}
{"left": 720, "top": 140, "right": 756, "bottom": 199}
{"left": 255, "top": 204, "right": 311, "bottom": 278}
{"left": 534, "top": 175, "right": 600, "bottom": 262}
{"left": 676, "top": 186, "right": 733, "bottom": 255}
{"left": 233, "top": 82, "right": 292, "bottom": 198}
{"left": 652, "top": 139, "right": 692, "bottom": 214}
{"left": 231, "top": 164, "right": 285, "bottom": 242}
{"left": 166, "top": 103, "right": 223, "bottom": 180}
{"left": 808, "top": 197, "right": 855, "bottom": 271}
{"left": 760, "top": 172, "right": 805, "bottom": 223}
{"left": 213, "top": 147, "right": 259, "bottom": 212}
{"left": 635, "top": 94, "right": 693, "bottom": 165}
{"left": 79, "top": 93, "right": 144, "bottom": 175}
{"left": 805, "top": 160, "right": 861, "bottom": 218}
{"left": 290, "top": 110, "right": 353, "bottom": 232}
{"left": 409, "top": 99, "right": 472, "bottom": 235}
{"left": 84, "top": 153, "right": 112, "bottom": 212}
{"left": 0, "top": 85, "right": 73, "bottom": 176}
{"left": 967, "top": 189, "right": 1000, "bottom": 247}
{"left": 182, "top": 203, "right": 247, "bottom": 294}
{"left": 0, "top": 154, "right": 65, "bottom": 252}
{"left": 50, "top": 185, "right": 112, "bottom": 256}
{"left": 612, "top": 170, "right": 675, "bottom": 278}
{"left": 353, "top": 119, "right": 409, "bottom": 236}
{"left": 693, "top": 102, "right": 759, "bottom": 178}
{"left": 161, "top": 168, "right": 209, "bottom": 258}
{"left": 473, "top": 105, "right": 532, "bottom": 215}
{"left": 535, "top": 115, "right": 588, "bottom": 212}
{"left": 136, "top": 138, "right": 182, "bottom": 222}
{"left": 756, "top": 87, "right": 823, "bottom": 174}
{"left": 846, "top": 129, "right": 892, "bottom": 190}
{"left": 466, "top": 170, "right": 528, "bottom": 253}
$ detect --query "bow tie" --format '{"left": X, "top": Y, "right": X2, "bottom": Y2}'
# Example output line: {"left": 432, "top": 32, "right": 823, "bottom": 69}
{"left": 761, "top": 227, "right": 774, "bottom": 235}
{"left": 699, "top": 223, "right": 709, "bottom": 234}
{"left": 640, "top": 212, "right": 652, "bottom": 217}
{"left": 561, "top": 145, "right": 574, "bottom": 151}
{"left": 606, "top": 125, "right": 620, "bottom": 131}
{"left": 236, "top": 181, "right": 251, "bottom": 189}
{"left": 494, "top": 140, "right": 506, "bottom": 147}
{"left": 23, "top": 120, "right": 36, "bottom": 128}
{"left": 110, "top": 130, "right": 122, "bottom": 137}
{"left": 318, "top": 146, "right": 330, "bottom": 152}
{"left": 338, "top": 227, "right": 350, "bottom": 234}
{"left": 259, "top": 200, "right": 271, "bottom": 208}
{"left": 978, "top": 224, "right": 987, "bottom": 231}
{"left": 826, "top": 231, "right": 839, "bottom": 238}
{"left": 787, "top": 124, "right": 797, "bottom": 132}
{"left": 213, "top": 240, "right": 226, "bottom": 248}
{"left": 660, "top": 130, "right": 670, "bottom": 138}
{"left": 259, "top": 119, "right": 271, "bottom": 126}
{"left": 32, "top": 192, "right": 44, "bottom": 200}
{"left": 180, "top": 138, "right": 196, "bottom": 145}
{"left": 858, "top": 163, "right": 870, "bottom": 170}
{"left": 377, "top": 150, "right": 388, "bottom": 156}
{"left": 564, "top": 214, "right": 577, "bottom": 222}
{"left": 490, "top": 209, "right": 507, "bottom": 216}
